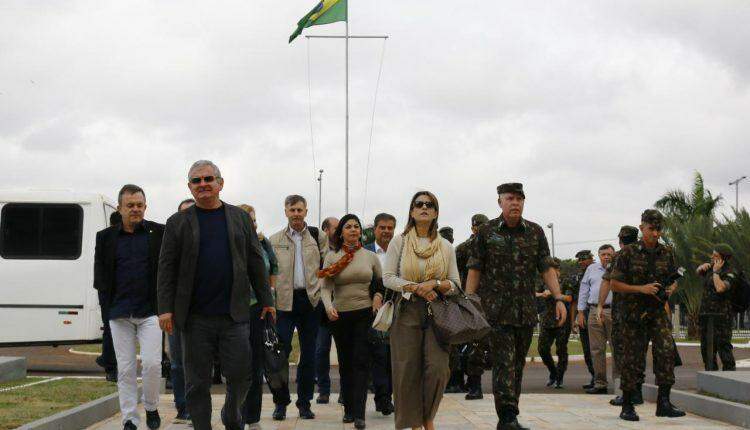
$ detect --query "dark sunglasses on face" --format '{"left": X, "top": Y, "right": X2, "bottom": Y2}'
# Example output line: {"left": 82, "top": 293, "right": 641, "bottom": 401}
{"left": 414, "top": 201, "right": 435, "bottom": 209}
{"left": 190, "top": 176, "right": 216, "bottom": 185}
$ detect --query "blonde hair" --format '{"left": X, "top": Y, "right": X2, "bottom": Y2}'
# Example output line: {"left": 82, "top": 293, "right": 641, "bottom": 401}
{"left": 239, "top": 204, "right": 255, "bottom": 215}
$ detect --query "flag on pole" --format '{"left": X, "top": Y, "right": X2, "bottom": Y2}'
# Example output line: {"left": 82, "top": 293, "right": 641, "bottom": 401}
{"left": 289, "top": 0, "right": 347, "bottom": 43}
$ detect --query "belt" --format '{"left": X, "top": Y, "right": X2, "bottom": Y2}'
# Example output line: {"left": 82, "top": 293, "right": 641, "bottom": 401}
{"left": 589, "top": 304, "right": 611, "bottom": 309}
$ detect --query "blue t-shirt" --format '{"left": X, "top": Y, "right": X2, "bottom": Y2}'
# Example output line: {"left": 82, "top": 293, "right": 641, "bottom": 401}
{"left": 110, "top": 223, "right": 152, "bottom": 319}
{"left": 191, "top": 205, "right": 234, "bottom": 316}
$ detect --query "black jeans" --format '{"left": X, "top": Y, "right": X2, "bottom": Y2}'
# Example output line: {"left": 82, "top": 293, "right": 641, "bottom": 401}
{"left": 578, "top": 309, "right": 594, "bottom": 378}
{"left": 182, "top": 314, "right": 251, "bottom": 430}
{"left": 331, "top": 308, "right": 373, "bottom": 420}
{"left": 369, "top": 330, "right": 392, "bottom": 404}
{"left": 276, "top": 290, "right": 320, "bottom": 409}
{"left": 96, "top": 291, "right": 117, "bottom": 372}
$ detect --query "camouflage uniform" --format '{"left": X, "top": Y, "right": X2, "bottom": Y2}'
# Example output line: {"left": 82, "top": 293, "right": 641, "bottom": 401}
{"left": 609, "top": 240, "right": 678, "bottom": 392}
{"left": 468, "top": 213, "right": 551, "bottom": 416}
{"left": 699, "top": 265, "right": 738, "bottom": 371}
{"left": 537, "top": 277, "right": 573, "bottom": 383}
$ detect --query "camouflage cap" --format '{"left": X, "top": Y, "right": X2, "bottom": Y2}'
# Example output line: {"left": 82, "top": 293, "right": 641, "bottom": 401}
{"left": 544, "top": 256, "right": 561, "bottom": 269}
{"left": 617, "top": 225, "right": 639, "bottom": 239}
{"left": 496, "top": 182, "right": 525, "bottom": 198}
{"left": 713, "top": 243, "right": 734, "bottom": 258}
{"left": 438, "top": 226, "right": 453, "bottom": 234}
{"left": 575, "top": 250, "right": 593, "bottom": 260}
{"left": 471, "top": 214, "right": 489, "bottom": 227}
{"left": 641, "top": 209, "right": 665, "bottom": 229}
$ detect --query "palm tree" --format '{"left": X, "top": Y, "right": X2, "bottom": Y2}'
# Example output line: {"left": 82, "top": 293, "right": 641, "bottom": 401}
{"left": 655, "top": 172, "right": 723, "bottom": 338}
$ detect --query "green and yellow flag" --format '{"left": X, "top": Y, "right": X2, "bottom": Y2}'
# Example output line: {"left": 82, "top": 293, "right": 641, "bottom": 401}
{"left": 289, "top": 0, "right": 347, "bottom": 43}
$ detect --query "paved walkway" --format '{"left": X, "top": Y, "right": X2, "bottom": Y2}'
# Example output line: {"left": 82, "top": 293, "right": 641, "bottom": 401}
{"left": 87, "top": 393, "right": 741, "bottom": 430}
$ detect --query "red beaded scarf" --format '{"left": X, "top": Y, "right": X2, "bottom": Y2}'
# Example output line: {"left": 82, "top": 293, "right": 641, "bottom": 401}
{"left": 317, "top": 242, "right": 362, "bottom": 278}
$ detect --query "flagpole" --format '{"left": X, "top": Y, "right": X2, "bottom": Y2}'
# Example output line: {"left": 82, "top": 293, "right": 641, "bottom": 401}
{"left": 345, "top": 5, "right": 350, "bottom": 213}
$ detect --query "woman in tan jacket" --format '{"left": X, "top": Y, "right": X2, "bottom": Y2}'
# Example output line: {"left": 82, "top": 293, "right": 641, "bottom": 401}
{"left": 383, "top": 191, "right": 461, "bottom": 430}
{"left": 319, "top": 214, "right": 384, "bottom": 429}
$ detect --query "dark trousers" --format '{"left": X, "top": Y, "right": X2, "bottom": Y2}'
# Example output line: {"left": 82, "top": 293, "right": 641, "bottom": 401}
{"left": 620, "top": 313, "right": 675, "bottom": 392}
{"left": 241, "top": 305, "right": 290, "bottom": 423}
{"left": 489, "top": 325, "right": 534, "bottom": 416}
{"left": 315, "top": 318, "right": 333, "bottom": 396}
{"left": 182, "top": 315, "right": 251, "bottom": 430}
{"left": 276, "top": 290, "right": 320, "bottom": 409}
{"left": 168, "top": 328, "right": 186, "bottom": 413}
{"left": 538, "top": 325, "right": 570, "bottom": 379}
{"left": 331, "top": 308, "right": 373, "bottom": 420}
{"left": 369, "top": 331, "right": 392, "bottom": 404}
{"left": 700, "top": 315, "right": 736, "bottom": 371}
{"left": 96, "top": 291, "right": 117, "bottom": 372}
{"left": 578, "top": 309, "right": 594, "bottom": 378}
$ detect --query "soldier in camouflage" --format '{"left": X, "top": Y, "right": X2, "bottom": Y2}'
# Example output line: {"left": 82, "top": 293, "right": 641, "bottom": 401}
{"left": 535, "top": 257, "right": 574, "bottom": 389}
{"left": 570, "top": 250, "right": 596, "bottom": 389}
{"left": 466, "top": 183, "right": 567, "bottom": 430}
{"left": 697, "top": 243, "right": 738, "bottom": 371}
{"left": 452, "top": 214, "right": 489, "bottom": 399}
{"left": 596, "top": 225, "right": 643, "bottom": 407}
{"left": 610, "top": 209, "right": 686, "bottom": 421}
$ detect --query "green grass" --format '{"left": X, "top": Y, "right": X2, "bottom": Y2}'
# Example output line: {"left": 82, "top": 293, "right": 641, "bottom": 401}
{"left": 0, "top": 378, "right": 116, "bottom": 430}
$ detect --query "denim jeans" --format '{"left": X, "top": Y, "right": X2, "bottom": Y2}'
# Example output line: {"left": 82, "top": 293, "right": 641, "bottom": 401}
{"left": 168, "top": 329, "right": 186, "bottom": 413}
{"left": 315, "top": 316, "right": 333, "bottom": 396}
{"left": 276, "top": 290, "right": 320, "bottom": 409}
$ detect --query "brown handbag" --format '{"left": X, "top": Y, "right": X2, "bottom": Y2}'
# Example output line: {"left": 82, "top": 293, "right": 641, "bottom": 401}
{"left": 428, "top": 284, "right": 491, "bottom": 345}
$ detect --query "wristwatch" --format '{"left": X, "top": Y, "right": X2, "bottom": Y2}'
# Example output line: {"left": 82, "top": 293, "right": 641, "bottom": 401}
{"left": 436, "top": 279, "right": 442, "bottom": 290}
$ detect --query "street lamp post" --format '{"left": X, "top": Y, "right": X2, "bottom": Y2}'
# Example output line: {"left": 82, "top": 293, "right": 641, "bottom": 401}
{"left": 546, "top": 223, "right": 555, "bottom": 258}
{"left": 729, "top": 176, "right": 747, "bottom": 212}
{"left": 317, "top": 169, "right": 324, "bottom": 227}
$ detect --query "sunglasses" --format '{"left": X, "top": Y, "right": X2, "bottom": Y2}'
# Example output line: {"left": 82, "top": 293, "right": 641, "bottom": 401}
{"left": 190, "top": 176, "right": 217, "bottom": 185}
{"left": 414, "top": 201, "right": 435, "bottom": 209}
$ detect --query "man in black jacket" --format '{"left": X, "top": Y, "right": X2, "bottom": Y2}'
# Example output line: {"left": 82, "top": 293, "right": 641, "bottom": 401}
{"left": 94, "top": 184, "right": 164, "bottom": 430}
{"left": 157, "top": 160, "right": 275, "bottom": 430}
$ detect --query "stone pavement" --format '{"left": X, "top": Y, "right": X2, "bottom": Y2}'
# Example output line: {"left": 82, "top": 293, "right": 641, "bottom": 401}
{"left": 87, "top": 393, "right": 741, "bottom": 430}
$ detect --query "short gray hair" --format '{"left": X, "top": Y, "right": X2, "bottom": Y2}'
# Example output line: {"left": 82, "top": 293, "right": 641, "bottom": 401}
{"left": 188, "top": 160, "right": 221, "bottom": 179}
{"left": 284, "top": 194, "right": 307, "bottom": 207}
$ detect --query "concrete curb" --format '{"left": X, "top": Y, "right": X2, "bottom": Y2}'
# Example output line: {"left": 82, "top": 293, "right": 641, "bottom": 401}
{"left": 0, "top": 357, "right": 27, "bottom": 384}
{"left": 639, "top": 383, "right": 750, "bottom": 428}
{"left": 16, "top": 379, "right": 167, "bottom": 430}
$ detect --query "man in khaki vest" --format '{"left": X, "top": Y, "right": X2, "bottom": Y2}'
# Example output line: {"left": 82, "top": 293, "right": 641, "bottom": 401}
{"left": 269, "top": 195, "right": 328, "bottom": 421}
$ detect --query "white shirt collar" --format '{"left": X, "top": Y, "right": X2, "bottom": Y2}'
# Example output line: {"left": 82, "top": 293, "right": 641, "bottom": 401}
{"left": 374, "top": 241, "right": 386, "bottom": 254}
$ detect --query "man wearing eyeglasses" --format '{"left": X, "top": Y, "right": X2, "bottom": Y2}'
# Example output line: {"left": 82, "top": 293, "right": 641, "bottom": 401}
{"left": 157, "top": 160, "right": 275, "bottom": 430}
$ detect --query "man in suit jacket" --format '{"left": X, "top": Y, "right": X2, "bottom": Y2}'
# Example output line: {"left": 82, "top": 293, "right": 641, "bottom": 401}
{"left": 157, "top": 160, "right": 274, "bottom": 430}
{"left": 363, "top": 213, "right": 396, "bottom": 416}
{"left": 94, "top": 184, "right": 165, "bottom": 430}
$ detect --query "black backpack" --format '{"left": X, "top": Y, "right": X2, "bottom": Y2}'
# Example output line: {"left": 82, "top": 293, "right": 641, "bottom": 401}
{"left": 729, "top": 270, "right": 750, "bottom": 313}
{"left": 308, "top": 226, "right": 324, "bottom": 269}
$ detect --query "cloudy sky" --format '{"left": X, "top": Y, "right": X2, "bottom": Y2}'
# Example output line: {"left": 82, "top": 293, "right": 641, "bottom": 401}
{"left": 2, "top": 0, "right": 749, "bottom": 258}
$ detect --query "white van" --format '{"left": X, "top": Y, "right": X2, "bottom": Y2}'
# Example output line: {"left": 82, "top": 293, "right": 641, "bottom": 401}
{"left": 0, "top": 190, "right": 116, "bottom": 346}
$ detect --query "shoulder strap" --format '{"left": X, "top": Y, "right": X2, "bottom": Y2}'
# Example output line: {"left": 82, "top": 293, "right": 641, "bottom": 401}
{"left": 308, "top": 226, "right": 320, "bottom": 247}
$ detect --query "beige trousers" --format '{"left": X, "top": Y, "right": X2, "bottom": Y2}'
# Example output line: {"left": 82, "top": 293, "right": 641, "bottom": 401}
{"left": 390, "top": 297, "right": 450, "bottom": 429}
{"left": 588, "top": 307, "right": 619, "bottom": 389}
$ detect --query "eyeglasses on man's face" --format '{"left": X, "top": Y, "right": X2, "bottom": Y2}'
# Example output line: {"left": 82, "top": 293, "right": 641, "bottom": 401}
{"left": 190, "top": 175, "right": 217, "bottom": 185}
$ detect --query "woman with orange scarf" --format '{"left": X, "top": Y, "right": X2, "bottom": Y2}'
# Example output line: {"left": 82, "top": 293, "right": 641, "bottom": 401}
{"left": 319, "top": 214, "right": 384, "bottom": 429}
{"left": 383, "top": 191, "right": 461, "bottom": 430}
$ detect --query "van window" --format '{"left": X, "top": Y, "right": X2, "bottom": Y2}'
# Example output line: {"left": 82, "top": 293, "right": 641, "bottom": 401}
{"left": 0, "top": 204, "right": 84, "bottom": 259}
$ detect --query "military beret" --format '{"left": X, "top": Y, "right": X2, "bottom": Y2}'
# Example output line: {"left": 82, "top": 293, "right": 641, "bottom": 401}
{"left": 496, "top": 183, "right": 525, "bottom": 198}
{"left": 641, "top": 209, "right": 665, "bottom": 229}
{"left": 618, "top": 225, "right": 639, "bottom": 239}
{"left": 545, "top": 256, "right": 561, "bottom": 269}
{"left": 713, "top": 243, "right": 734, "bottom": 258}
{"left": 575, "top": 250, "right": 593, "bottom": 260}
{"left": 471, "top": 214, "right": 489, "bottom": 227}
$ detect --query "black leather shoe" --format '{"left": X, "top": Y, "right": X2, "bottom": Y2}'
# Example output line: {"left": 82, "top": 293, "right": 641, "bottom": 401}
{"left": 465, "top": 387, "right": 483, "bottom": 400}
{"left": 655, "top": 386, "right": 686, "bottom": 418}
{"left": 586, "top": 386, "right": 608, "bottom": 394}
{"left": 124, "top": 421, "right": 137, "bottom": 430}
{"left": 445, "top": 384, "right": 463, "bottom": 393}
{"left": 609, "top": 396, "right": 624, "bottom": 406}
{"left": 316, "top": 393, "right": 329, "bottom": 404}
{"left": 545, "top": 377, "right": 556, "bottom": 387}
{"left": 354, "top": 419, "right": 366, "bottom": 429}
{"left": 106, "top": 370, "right": 118, "bottom": 383}
{"left": 338, "top": 396, "right": 345, "bottom": 405}
{"left": 298, "top": 406, "right": 316, "bottom": 419}
{"left": 343, "top": 414, "right": 354, "bottom": 423}
{"left": 146, "top": 410, "right": 160, "bottom": 429}
{"left": 174, "top": 407, "right": 190, "bottom": 422}
{"left": 376, "top": 400, "right": 394, "bottom": 416}
{"left": 165, "top": 378, "right": 173, "bottom": 390}
{"left": 272, "top": 404, "right": 286, "bottom": 421}
{"left": 582, "top": 382, "right": 594, "bottom": 389}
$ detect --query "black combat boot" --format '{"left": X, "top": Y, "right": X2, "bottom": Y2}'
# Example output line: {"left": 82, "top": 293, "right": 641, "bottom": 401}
{"left": 619, "top": 391, "right": 639, "bottom": 422}
{"left": 554, "top": 371, "right": 564, "bottom": 389}
{"left": 655, "top": 385, "right": 686, "bottom": 418}
{"left": 632, "top": 384, "right": 643, "bottom": 405}
{"left": 497, "top": 408, "right": 528, "bottom": 430}
{"left": 465, "top": 375, "right": 483, "bottom": 400}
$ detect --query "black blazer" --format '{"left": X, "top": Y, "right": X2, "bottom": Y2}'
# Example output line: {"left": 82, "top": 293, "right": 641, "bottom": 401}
{"left": 93, "top": 220, "right": 165, "bottom": 314}
{"left": 157, "top": 202, "right": 273, "bottom": 329}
